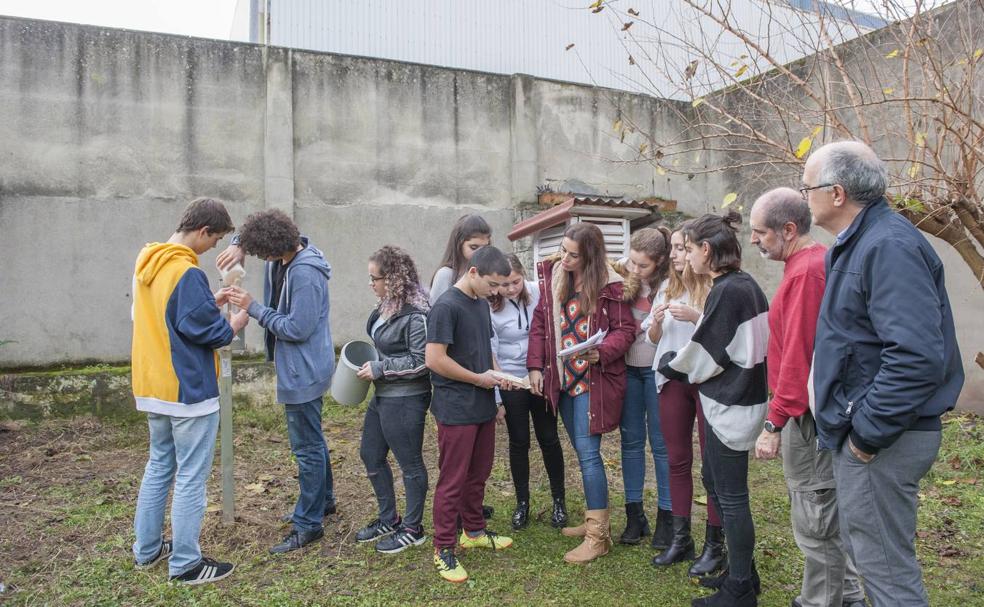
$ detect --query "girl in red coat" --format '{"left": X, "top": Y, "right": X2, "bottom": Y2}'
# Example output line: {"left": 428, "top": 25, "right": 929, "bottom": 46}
{"left": 527, "top": 222, "right": 635, "bottom": 564}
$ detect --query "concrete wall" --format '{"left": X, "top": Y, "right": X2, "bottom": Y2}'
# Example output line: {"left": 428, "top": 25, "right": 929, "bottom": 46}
{"left": 0, "top": 16, "right": 719, "bottom": 368}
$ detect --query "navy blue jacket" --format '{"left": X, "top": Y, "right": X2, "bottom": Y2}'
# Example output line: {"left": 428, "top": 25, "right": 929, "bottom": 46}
{"left": 813, "top": 199, "right": 963, "bottom": 453}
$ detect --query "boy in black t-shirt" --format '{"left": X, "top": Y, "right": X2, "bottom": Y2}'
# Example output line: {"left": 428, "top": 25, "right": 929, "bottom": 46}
{"left": 426, "top": 246, "right": 515, "bottom": 583}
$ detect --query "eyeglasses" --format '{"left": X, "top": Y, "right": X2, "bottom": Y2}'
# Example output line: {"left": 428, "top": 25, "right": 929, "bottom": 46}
{"left": 799, "top": 183, "right": 836, "bottom": 200}
{"left": 369, "top": 274, "right": 386, "bottom": 283}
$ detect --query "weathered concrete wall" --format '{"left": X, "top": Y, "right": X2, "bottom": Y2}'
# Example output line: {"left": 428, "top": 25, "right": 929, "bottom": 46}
{"left": 0, "top": 16, "right": 717, "bottom": 368}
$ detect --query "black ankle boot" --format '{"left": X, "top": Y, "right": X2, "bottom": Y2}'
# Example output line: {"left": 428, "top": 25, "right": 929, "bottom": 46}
{"left": 652, "top": 515, "right": 695, "bottom": 566}
{"left": 689, "top": 523, "right": 727, "bottom": 577}
{"left": 511, "top": 501, "right": 530, "bottom": 530}
{"left": 699, "top": 560, "right": 760, "bottom": 596}
{"left": 550, "top": 496, "right": 568, "bottom": 528}
{"left": 651, "top": 507, "right": 673, "bottom": 550}
{"left": 691, "top": 576, "right": 757, "bottom": 607}
{"left": 618, "top": 502, "right": 651, "bottom": 545}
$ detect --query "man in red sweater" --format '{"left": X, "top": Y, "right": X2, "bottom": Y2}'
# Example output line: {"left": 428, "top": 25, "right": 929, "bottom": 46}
{"left": 750, "top": 188, "right": 866, "bottom": 607}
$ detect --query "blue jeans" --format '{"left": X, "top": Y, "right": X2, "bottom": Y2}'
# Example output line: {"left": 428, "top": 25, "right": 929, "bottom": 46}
{"left": 284, "top": 397, "right": 335, "bottom": 533}
{"left": 559, "top": 392, "right": 608, "bottom": 510}
{"left": 620, "top": 366, "right": 671, "bottom": 509}
{"left": 133, "top": 411, "right": 219, "bottom": 577}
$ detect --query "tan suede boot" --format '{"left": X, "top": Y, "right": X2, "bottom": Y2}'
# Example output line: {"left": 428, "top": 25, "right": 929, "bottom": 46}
{"left": 563, "top": 508, "right": 612, "bottom": 563}
{"left": 561, "top": 522, "right": 586, "bottom": 538}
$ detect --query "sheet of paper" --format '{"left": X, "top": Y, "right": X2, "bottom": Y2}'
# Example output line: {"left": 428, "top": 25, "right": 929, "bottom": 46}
{"left": 557, "top": 329, "right": 607, "bottom": 358}
{"left": 490, "top": 370, "right": 531, "bottom": 390}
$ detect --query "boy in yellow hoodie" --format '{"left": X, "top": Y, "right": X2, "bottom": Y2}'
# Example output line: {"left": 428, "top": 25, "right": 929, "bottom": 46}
{"left": 130, "top": 197, "right": 249, "bottom": 585}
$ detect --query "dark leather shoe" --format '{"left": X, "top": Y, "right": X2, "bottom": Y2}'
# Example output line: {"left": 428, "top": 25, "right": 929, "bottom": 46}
{"left": 701, "top": 560, "right": 761, "bottom": 596}
{"left": 279, "top": 502, "right": 337, "bottom": 523}
{"left": 651, "top": 508, "right": 673, "bottom": 550}
{"left": 550, "top": 497, "right": 569, "bottom": 528}
{"left": 692, "top": 577, "right": 757, "bottom": 606}
{"left": 269, "top": 528, "right": 324, "bottom": 554}
{"left": 511, "top": 501, "right": 530, "bottom": 530}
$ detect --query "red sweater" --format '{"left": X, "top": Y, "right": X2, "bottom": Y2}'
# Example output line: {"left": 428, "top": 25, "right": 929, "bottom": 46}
{"left": 767, "top": 244, "right": 827, "bottom": 427}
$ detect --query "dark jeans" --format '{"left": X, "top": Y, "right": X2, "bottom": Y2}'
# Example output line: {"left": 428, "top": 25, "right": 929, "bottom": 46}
{"left": 359, "top": 392, "right": 430, "bottom": 530}
{"left": 702, "top": 415, "right": 755, "bottom": 580}
{"left": 432, "top": 419, "right": 496, "bottom": 548}
{"left": 501, "top": 389, "right": 565, "bottom": 502}
{"left": 284, "top": 397, "right": 336, "bottom": 533}
{"left": 660, "top": 380, "right": 720, "bottom": 525}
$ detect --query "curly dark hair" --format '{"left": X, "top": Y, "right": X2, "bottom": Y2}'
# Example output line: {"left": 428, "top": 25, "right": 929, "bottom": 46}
{"left": 369, "top": 245, "right": 430, "bottom": 317}
{"left": 237, "top": 209, "right": 301, "bottom": 259}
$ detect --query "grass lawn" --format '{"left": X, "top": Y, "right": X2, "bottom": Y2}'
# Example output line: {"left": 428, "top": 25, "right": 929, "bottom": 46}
{"left": 1, "top": 384, "right": 981, "bottom": 606}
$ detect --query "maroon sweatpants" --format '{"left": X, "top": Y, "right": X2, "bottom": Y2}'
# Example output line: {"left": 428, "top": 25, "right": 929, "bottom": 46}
{"left": 659, "top": 379, "right": 721, "bottom": 526}
{"left": 432, "top": 419, "right": 496, "bottom": 548}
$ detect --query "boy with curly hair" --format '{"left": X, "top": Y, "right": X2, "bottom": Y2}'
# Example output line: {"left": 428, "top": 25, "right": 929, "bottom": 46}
{"left": 225, "top": 209, "right": 337, "bottom": 554}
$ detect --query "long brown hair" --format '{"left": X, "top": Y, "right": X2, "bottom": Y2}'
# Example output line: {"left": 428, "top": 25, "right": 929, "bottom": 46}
{"left": 683, "top": 210, "right": 743, "bottom": 274}
{"left": 432, "top": 214, "right": 492, "bottom": 283}
{"left": 557, "top": 222, "right": 609, "bottom": 316}
{"left": 665, "top": 223, "right": 711, "bottom": 309}
{"left": 489, "top": 254, "right": 531, "bottom": 313}
{"left": 621, "top": 227, "right": 671, "bottom": 303}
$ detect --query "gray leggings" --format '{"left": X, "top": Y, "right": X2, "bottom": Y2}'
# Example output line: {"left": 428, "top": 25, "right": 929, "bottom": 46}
{"left": 359, "top": 392, "right": 430, "bottom": 530}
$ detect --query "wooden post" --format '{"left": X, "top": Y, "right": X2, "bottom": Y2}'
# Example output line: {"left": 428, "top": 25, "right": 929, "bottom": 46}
{"left": 218, "top": 265, "right": 244, "bottom": 527}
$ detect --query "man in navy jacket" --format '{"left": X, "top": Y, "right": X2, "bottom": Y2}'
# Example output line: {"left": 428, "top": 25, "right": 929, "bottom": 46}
{"left": 804, "top": 141, "right": 963, "bottom": 607}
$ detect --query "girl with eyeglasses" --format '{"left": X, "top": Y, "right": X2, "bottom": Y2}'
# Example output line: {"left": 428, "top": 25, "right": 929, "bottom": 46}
{"left": 489, "top": 254, "right": 568, "bottom": 532}
{"left": 353, "top": 245, "right": 432, "bottom": 554}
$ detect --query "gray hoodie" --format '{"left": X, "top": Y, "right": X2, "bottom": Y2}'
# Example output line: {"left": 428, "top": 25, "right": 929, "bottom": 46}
{"left": 248, "top": 238, "right": 335, "bottom": 404}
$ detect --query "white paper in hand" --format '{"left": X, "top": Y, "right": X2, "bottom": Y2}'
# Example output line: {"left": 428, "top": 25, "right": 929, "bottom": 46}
{"left": 557, "top": 329, "right": 607, "bottom": 358}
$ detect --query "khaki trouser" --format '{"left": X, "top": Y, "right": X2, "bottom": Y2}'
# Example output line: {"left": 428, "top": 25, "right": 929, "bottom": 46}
{"left": 782, "top": 412, "right": 866, "bottom": 607}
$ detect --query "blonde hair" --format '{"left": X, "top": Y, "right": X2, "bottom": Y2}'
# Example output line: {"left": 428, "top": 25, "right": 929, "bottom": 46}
{"left": 665, "top": 224, "right": 711, "bottom": 309}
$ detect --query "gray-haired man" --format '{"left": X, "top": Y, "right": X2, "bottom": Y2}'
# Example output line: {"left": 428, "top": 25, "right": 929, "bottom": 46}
{"left": 750, "top": 188, "right": 865, "bottom": 607}
{"left": 805, "top": 141, "right": 963, "bottom": 607}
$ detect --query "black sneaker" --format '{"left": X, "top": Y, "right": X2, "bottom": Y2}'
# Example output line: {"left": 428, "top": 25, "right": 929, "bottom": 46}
{"left": 169, "top": 557, "right": 235, "bottom": 586}
{"left": 134, "top": 539, "right": 172, "bottom": 569}
{"left": 376, "top": 525, "right": 427, "bottom": 554}
{"left": 269, "top": 528, "right": 324, "bottom": 554}
{"left": 355, "top": 517, "right": 400, "bottom": 543}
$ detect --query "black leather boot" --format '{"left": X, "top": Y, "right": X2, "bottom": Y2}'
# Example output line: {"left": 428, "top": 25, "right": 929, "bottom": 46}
{"left": 699, "top": 560, "right": 760, "bottom": 595}
{"left": 689, "top": 523, "right": 727, "bottom": 577}
{"left": 618, "top": 502, "right": 651, "bottom": 545}
{"left": 550, "top": 496, "right": 569, "bottom": 528}
{"left": 651, "top": 507, "right": 674, "bottom": 550}
{"left": 652, "top": 515, "right": 695, "bottom": 566}
{"left": 691, "top": 576, "right": 757, "bottom": 607}
{"left": 511, "top": 501, "right": 530, "bottom": 530}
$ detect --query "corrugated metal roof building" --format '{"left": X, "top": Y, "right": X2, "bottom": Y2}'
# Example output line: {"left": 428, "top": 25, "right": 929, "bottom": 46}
{"left": 231, "top": 0, "right": 886, "bottom": 100}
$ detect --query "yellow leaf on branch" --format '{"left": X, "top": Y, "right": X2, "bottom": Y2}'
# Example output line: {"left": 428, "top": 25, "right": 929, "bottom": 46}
{"left": 975, "top": 49, "right": 983, "bottom": 61}
{"left": 722, "top": 192, "right": 738, "bottom": 208}
{"left": 883, "top": 87, "right": 895, "bottom": 95}
{"left": 885, "top": 49, "right": 899, "bottom": 59}
{"left": 811, "top": 126, "right": 823, "bottom": 138}
{"left": 656, "top": 166, "right": 667, "bottom": 175}
{"left": 589, "top": 0, "right": 602, "bottom": 8}
{"left": 692, "top": 97, "right": 706, "bottom": 108}
{"left": 735, "top": 65, "right": 748, "bottom": 78}
{"left": 915, "top": 132, "right": 926, "bottom": 147}
{"left": 794, "top": 136, "right": 813, "bottom": 159}
{"left": 639, "top": 143, "right": 648, "bottom": 155}
{"left": 613, "top": 119, "right": 622, "bottom": 132}
{"left": 908, "top": 164, "right": 920, "bottom": 179}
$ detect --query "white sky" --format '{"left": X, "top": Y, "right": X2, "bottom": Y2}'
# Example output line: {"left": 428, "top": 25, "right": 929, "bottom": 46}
{"left": 0, "top": 1, "right": 944, "bottom": 41}
{"left": 0, "top": 0, "right": 242, "bottom": 40}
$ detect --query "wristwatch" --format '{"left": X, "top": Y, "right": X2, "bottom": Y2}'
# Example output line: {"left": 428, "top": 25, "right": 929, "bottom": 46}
{"left": 763, "top": 420, "right": 783, "bottom": 434}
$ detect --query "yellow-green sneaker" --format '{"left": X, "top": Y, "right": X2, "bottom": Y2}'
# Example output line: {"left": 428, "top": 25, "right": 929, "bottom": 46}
{"left": 434, "top": 547, "right": 468, "bottom": 583}
{"left": 458, "top": 529, "right": 514, "bottom": 550}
